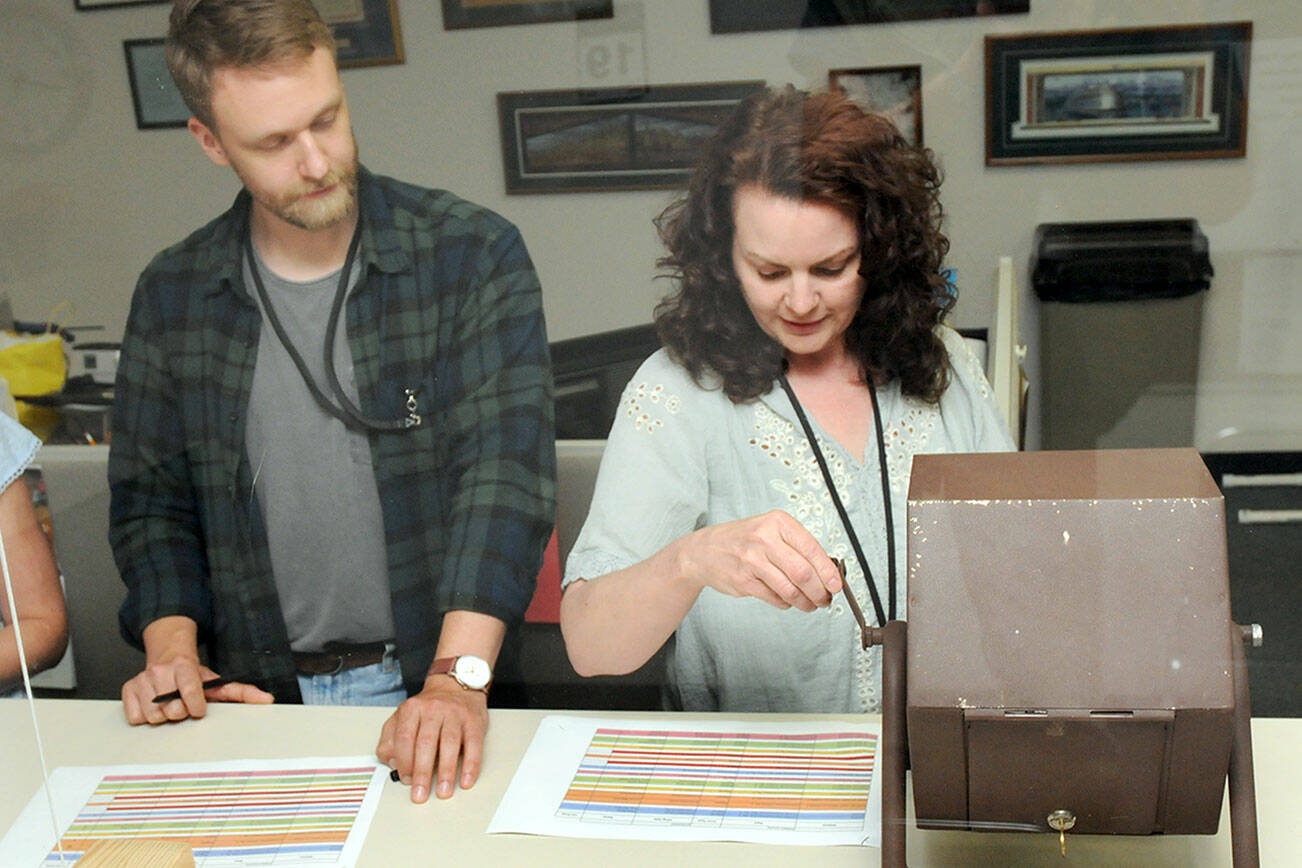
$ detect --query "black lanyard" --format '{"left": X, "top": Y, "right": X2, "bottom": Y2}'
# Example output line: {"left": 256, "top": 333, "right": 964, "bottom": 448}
{"left": 778, "top": 372, "right": 897, "bottom": 628}
{"left": 243, "top": 212, "right": 421, "bottom": 433}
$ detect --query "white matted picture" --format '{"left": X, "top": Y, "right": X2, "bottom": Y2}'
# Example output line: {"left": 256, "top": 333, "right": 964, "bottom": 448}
{"left": 984, "top": 23, "right": 1251, "bottom": 165}
{"left": 829, "top": 65, "right": 923, "bottom": 147}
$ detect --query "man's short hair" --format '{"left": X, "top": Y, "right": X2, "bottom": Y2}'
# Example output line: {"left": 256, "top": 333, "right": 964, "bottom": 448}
{"left": 167, "top": 0, "right": 337, "bottom": 129}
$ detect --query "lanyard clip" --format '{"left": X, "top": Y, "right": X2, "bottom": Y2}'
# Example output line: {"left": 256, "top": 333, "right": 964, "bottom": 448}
{"left": 404, "top": 388, "right": 422, "bottom": 428}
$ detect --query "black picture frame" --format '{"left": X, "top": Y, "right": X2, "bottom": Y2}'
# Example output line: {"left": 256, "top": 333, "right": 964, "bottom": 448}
{"left": 442, "top": 0, "right": 613, "bottom": 30}
{"left": 985, "top": 22, "right": 1252, "bottom": 166}
{"left": 708, "top": 0, "right": 1027, "bottom": 34}
{"left": 829, "top": 64, "right": 924, "bottom": 147}
{"left": 123, "top": 38, "right": 190, "bottom": 130}
{"left": 75, "top": 0, "right": 167, "bottom": 10}
{"left": 324, "top": 0, "right": 404, "bottom": 68}
{"left": 497, "top": 81, "right": 765, "bottom": 194}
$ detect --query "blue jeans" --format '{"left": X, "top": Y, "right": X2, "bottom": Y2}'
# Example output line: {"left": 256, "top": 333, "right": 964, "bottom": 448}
{"left": 296, "top": 644, "right": 408, "bottom": 707}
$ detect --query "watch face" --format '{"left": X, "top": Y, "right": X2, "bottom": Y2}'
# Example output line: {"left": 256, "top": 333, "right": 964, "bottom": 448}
{"left": 453, "top": 655, "right": 492, "bottom": 690}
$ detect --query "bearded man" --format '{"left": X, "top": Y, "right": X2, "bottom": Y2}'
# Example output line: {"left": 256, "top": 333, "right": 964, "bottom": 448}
{"left": 109, "top": 0, "right": 554, "bottom": 806}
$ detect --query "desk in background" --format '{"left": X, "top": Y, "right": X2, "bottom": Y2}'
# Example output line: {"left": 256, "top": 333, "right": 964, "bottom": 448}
{"left": 2, "top": 701, "right": 1297, "bottom": 866}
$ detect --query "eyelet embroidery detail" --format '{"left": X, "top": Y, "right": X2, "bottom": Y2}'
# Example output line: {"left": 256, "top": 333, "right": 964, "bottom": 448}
{"left": 882, "top": 399, "right": 938, "bottom": 496}
{"left": 621, "top": 380, "right": 682, "bottom": 433}
{"left": 749, "top": 403, "right": 887, "bottom": 713}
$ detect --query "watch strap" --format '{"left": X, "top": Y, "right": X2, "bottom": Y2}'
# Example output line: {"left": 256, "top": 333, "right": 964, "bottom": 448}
{"left": 430, "top": 655, "right": 491, "bottom": 693}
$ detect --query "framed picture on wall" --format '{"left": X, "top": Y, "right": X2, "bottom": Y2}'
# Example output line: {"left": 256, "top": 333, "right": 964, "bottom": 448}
{"left": 442, "top": 0, "right": 613, "bottom": 30}
{"left": 123, "top": 38, "right": 190, "bottom": 129}
{"left": 829, "top": 65, "right": 923, "bottom": 147}
{"left": 986, "top": 22, "right": 1252, "bottom": 166}
{"left": 75, "top": 0, "right": 167, "bottom": 9}
{"left": 709, "top": 0, "right": 1027, "bottom": 34}
{"left": 319, "top": 0, "right": 404, "bottom": 68}
{"left": 497, "top": 81, "right": 765, "bottom": 193}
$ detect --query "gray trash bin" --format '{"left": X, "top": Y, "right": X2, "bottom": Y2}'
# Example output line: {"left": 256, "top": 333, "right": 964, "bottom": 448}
{"left": 1032, "top": 219, "right": 1212, "bottom": 451}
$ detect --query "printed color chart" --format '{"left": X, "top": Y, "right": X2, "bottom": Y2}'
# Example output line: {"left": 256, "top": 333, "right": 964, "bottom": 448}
{"left": 488, "top": 716, "right": 880, "bottom": 846}
{"left": 16, "top": 761, "right": 387, "bottom": 867}
{"left": 559, "top": 728, "right": 874, "bottom": 831}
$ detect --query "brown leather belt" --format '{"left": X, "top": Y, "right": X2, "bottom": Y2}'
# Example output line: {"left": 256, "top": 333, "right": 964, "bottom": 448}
{"left": 292, "top": 640, "right": 389, "bottom": 675}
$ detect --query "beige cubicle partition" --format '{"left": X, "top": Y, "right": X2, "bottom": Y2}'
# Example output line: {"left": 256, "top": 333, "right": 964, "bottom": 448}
{"left": 33, "top": 445, "right": 143, "bottom": 700}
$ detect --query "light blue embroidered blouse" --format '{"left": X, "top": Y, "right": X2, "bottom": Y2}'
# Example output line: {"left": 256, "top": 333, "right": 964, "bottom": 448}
{"left": 563, "top": 327, "right": 1015, "bottom": 713}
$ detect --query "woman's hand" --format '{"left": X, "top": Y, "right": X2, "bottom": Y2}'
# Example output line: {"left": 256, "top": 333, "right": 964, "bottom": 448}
{"left": 562, "top": 510, "right": 843, "bottom": 677}
{"left": 672, "top": 510, "right": 843, "bottom": 610}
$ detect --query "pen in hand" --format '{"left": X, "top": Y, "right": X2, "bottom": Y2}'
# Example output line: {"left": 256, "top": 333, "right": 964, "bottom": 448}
{"left": 152, "top": 677, "right": 231, "bottom": 704}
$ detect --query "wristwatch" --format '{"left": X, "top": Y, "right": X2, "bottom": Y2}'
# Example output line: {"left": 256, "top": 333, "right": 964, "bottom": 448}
{"left": 430, "top": 655, "right": 493, "bottom": 693}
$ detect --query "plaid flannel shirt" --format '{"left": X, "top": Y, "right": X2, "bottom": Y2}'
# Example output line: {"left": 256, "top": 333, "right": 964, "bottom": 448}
{"left": 109, "top": 167, "right": 555, "bottom": 701}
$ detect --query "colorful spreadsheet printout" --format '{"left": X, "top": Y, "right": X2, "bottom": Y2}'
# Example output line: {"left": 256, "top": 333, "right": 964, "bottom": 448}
{"left": 489, "top": 716, "right": 881, "bottom": 846}
{"left": 0, "top": 756, "right": 387, "bottom": 866}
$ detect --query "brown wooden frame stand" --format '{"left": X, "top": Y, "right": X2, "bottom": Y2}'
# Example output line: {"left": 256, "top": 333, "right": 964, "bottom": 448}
{"left": 869, "top": 621, "right": 909, "bottom": 867}
{"left": 1228, "top": 623, "right": 1261, "bottom": 867}
{"left": 868, "top": 620, "right": 1260, "bottom": 867}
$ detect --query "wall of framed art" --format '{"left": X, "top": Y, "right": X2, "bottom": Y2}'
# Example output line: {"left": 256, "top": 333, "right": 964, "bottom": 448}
{"left": 0, "top": 0, "right": 1299, "bottom": 453}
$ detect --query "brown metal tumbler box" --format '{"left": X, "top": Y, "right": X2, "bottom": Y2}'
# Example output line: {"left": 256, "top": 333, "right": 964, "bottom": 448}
{"left": 906, "top": 448, "right": 1233, "bottom": 835}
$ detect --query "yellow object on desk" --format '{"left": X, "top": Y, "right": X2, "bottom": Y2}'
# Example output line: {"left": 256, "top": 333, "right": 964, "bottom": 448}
{"left": 0, "top": 329, "right": 66, "bottom": 399}
{"left": 0, "top": 325, "right": 69, "bottom": 440}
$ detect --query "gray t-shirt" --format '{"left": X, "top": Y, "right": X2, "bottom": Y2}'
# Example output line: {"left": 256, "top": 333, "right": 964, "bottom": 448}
{"left": 243, "top": 246, "right": 394, "bottom": 652}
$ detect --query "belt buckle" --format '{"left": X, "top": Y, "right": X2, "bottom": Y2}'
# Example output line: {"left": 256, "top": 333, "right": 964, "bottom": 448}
{"left": 320, "top": 642, "right": 351, "bottom": 676}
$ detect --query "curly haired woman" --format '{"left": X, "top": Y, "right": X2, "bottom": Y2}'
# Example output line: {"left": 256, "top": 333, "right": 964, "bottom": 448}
{"left": 560, "top": 86, "right": 1013, "bottom": 713}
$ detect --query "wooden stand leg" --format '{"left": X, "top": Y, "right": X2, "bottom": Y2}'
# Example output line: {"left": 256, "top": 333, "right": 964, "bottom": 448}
{"left": 1229, "top": 623, "right": 1260, "bottom": 868}
{"left": 875, "top": 620, "right": 908, "bottom": 868}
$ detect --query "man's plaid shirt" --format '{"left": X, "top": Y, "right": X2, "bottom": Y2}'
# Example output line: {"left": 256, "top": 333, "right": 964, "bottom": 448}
{"left": 109, "top": 167, "right": 555, "bottom": 700}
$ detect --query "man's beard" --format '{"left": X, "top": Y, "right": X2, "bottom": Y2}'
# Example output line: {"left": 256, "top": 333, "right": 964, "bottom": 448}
{"left": 262, "top": 160, "right": 359, "bottom": 231}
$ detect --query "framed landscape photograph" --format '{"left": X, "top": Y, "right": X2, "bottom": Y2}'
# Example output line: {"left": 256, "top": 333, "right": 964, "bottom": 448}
{"left": 830, "top": 65, "right": 923, "bottom": 147}
{"left": 442, "top": 0, "right": 613, "bottom": 30}
{"left": 497, "top": 81, "right": 765, "bottom": 193}
{"left": 123, "top": 38, "right": 190, "bottom": 129}
{"left": 318, "top": 0, "right": 404, "bottom": 68}
{"left": 986, "top": 22, "right": 1252, "bottom": 165}
{"left": 709, "top": 0, "right": 1026, "bottom": 34}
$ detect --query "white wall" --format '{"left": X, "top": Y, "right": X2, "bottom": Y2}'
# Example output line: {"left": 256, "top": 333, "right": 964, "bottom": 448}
{"left": 2, "top": 0, "right": 1298, "bottom": 449}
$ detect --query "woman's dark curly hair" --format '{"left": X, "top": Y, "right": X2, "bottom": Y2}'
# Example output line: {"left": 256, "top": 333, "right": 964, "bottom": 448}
{"left": 654, "top": 85, "right": 955, "bottom": 404}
